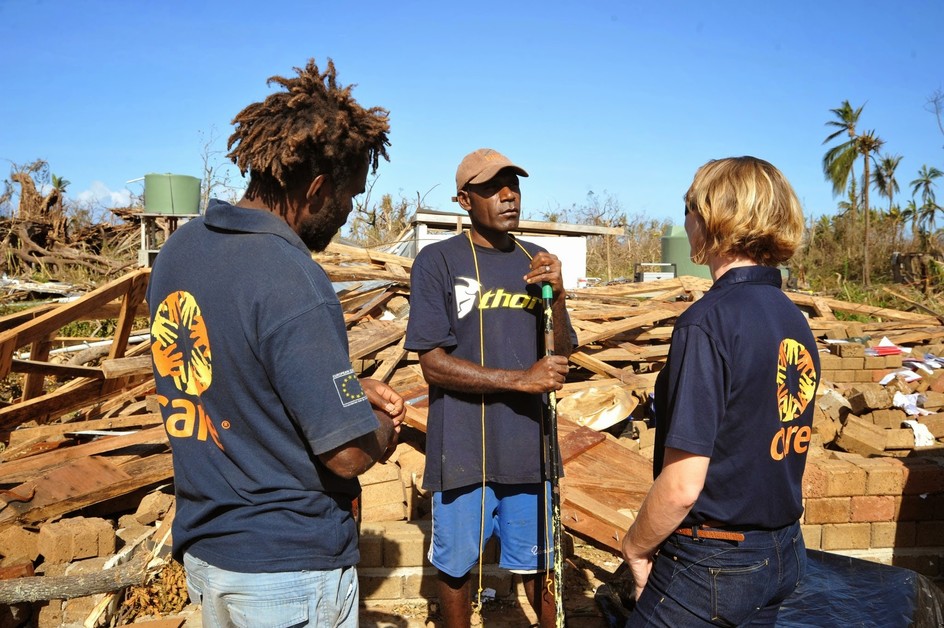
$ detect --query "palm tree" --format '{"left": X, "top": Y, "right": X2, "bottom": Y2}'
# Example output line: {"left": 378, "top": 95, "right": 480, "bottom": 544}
{"left": 911, "top": 165, "right": 943, "bottom": 208}
{"left": 886, "top": 205, "right": 904, "bottom": 251}
{"left": 857, "top": 131, "right": 884, "bottom": 286}
{"left": 903, "top": 199, "right": 922, "bottom": 248}
{"left": 823, "top": 100, "right": 864, "bottom": 203}
{"left": 873, "top": 153, "right": 902, "bottom": 213}
{"left": 911, "top": 165, "right": 943, "bottom": 244}
{"left": 50, "top": 174, "right": 71, "bottom": 193}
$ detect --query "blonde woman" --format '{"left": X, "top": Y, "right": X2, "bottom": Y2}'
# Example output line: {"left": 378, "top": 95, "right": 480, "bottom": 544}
{"left": 621, "top": 157, "right": 819, "bottom": 626}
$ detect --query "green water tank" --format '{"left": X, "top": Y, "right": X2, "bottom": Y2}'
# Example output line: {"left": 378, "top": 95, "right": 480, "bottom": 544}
{"left": 661, "top": 225, "right": 712, "bottom": 279}
{"left": 144, "top": 173, "right": 201, "bottom": 215}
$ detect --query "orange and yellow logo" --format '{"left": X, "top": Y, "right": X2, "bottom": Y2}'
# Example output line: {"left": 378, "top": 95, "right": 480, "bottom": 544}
{"left": 151, "top": 291, "right": 222, "bottom": 449}
{"left": 770, "top": 338, "right": 818, "bottom": 461}
{"left": 776, "top": 338, "right": 817, "bottom": 422}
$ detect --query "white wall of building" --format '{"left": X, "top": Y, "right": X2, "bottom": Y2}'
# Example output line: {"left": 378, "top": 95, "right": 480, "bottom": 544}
{"left": 414, "top": 229, "right": 587, "bottom": 290}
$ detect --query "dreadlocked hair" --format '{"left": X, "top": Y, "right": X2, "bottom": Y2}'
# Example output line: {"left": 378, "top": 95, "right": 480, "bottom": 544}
{"left": 227, "top": 58, "right": 390, "bottom": 205}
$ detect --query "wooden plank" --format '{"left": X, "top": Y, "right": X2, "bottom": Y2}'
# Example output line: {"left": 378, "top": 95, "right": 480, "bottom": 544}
{"left": 0, "top": 378, "right": 104, "bottom": 432}
{"left": 0, "top": 452, "right": 173, "bottom": 530}
{"left": 10, "top": 359, "right": 104, "bottom": 380}
{"left": 786, "top": 292, "right": 938, "bottom": 323}
{"left": 0, "top": 269, "right": 151, "bottom": 378}
{"left": 347, "top": 320, "right": 407, "bottom": 360}
{"left": 319, "top": 241, "right": 415, "bottom": 270}
{"left": 21, "top": 335, "right": 53, "bottom": 402}
{"left": 811, "top": 297, "right": 837, "bottom": 321}
{"left": 0, "top": 425, "right": 168, "bottom": 484}
{"left": 575, "top": 308, "right": 680, "bottom": 347}
{"left": 100, "top": 355, "right": 153, "bottom": 379}
{"left": 107, "top": 270, "right": 149, "bottom": 360}
{"left": 1, "top": 413, "right": 163, "bottom": 458}
{"left": 372, "top": 337, "right": 407, "bottom": 383}
{"left": 0, "top": 456, "right": 132, "bottom": 528}
{"left": 558, "top": 425, "right": 606, "bottom": 463}
{"left": 403, "top": 404, "right": 428, "bottom": 432}
{"left": 568, "top": 353, "right": 657, "bottom": 392}
{"left": 317, "top": 263, "right": 410, "bottom": 285}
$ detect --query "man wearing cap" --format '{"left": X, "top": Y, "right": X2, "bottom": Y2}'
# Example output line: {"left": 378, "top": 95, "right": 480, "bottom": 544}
{"left": 405, "top": 148, "right": 576, "bottom": 627}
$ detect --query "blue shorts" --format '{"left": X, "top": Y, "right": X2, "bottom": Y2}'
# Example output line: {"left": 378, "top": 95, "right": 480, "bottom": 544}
{"left": 183, "top": 552, "right": 358, "bottom": 628}
{"left": 429, "top": 482, "right": 554, "bottom": 578}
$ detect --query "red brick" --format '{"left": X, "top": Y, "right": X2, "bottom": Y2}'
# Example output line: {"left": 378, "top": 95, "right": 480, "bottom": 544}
{"left": 884, "top": 354, "right": 904, "bottom": 369}
{"left": 801, "top": 462, "right": 828, "bottom": 498}
{"left": 803, "top": 497, "right": 850, "bottom": 524}
{"left": 800, "top": 524, "right": 822, "bottom": 550}
{"left": 821, "top": 523, "right": 871, "bottom": 550}
{"left": 916, "top": 521, "right": 944, "bottom": 547}
{"left": 850, "top": 495, "right": 896, "bottom": 523}
{"left": 871, "top": 521, "right": 915, "bottom": 548}
{"left": 901, "top": 458, "right": 944, "bottom": 495}
{"left": 37, "top": 517, "right": 115, "bottom": 564}
{"left": 851, "top": 457, "right": 905, "bottom": 495}
{"left": 818, "top": 458, "right": 867, "bottom": 496}
{"left": 898, "top": 495, "right": 936, "bottom": 521}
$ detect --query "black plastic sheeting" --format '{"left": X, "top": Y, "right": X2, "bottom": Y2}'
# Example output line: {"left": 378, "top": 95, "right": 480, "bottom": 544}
{"left": 594, "top": 549, "right": 944, "bottom": 627}
{"left": 776, "top": 550, "right": 944, "bottom": 628}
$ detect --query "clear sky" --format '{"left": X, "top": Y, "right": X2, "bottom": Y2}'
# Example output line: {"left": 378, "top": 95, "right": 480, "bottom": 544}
{"left": 2, "top": 0, "right": 942, "bottom": 226}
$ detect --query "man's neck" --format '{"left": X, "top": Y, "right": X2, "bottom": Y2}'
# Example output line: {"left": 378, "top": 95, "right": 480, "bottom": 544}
{"left": 469, "top": 226, "right": 513, "bottom": 251}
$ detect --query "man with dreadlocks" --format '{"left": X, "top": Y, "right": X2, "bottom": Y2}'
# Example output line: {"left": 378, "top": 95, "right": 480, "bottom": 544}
{"left": 405, "top": 148, "right": 577, "bottom": 627}
{"left": 147, "top": 59, "right": 402, "bottom": 627}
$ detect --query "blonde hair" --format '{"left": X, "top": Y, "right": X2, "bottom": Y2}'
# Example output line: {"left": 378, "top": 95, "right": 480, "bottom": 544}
{"left": 684, "top": 156, "right": 805, "bottom": 266}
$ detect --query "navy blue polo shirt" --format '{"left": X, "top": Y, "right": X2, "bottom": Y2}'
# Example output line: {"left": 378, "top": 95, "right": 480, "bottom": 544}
{"left": 653, "top": 265, "right": 819, "bottom": 529}
{"left": 147, "top": 199, "right": 379, "bottom": 572}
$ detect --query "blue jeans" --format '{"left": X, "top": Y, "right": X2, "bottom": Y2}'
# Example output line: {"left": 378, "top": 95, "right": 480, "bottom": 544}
{"left": 183, "top": 552, "right": 358, "bottom": 628}
{"left": 627, "top": 521, "right": 806, "bottom": 627}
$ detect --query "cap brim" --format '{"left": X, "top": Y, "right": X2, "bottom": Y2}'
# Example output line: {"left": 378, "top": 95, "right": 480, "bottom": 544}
{"left": 467, "top": 164, "right": 529, "bottom": 186}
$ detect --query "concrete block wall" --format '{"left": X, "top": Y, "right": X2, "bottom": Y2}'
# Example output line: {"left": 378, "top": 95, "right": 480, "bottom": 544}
{"left": 801, "top": 454, "right": 944, "bottom": 579}
{"left": 358, "top": 520, "right": 517, "bottom": 603}
{"left": 819, "top": 351, "right": 904, "bottom": 385}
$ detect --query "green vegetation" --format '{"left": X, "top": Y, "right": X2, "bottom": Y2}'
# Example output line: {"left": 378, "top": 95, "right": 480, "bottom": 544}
{"left": 2, "top": 94, "right": 942, "bottom": 314}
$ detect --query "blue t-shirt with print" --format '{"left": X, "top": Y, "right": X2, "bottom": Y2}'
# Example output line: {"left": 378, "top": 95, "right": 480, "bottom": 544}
{"left": 405, "top": 233, "right": 576, "bottom": 492}
{"left": 147, "top": 199, "right": 380, "bottom": 573}
{"left": 653, "top": 265, "right": 820, "bottom": 529}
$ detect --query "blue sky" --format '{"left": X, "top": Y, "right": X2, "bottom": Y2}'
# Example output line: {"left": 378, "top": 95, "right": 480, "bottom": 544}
{"left": 1, "top": 0, "right": 942, "bottom": 226}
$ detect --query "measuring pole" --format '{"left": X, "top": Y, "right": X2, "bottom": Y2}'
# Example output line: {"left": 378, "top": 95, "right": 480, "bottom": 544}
{"left": 542, "top": 282, "right": 565, "bottom": 627}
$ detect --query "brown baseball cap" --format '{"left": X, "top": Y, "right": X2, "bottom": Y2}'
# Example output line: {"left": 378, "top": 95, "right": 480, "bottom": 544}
{"left": 455, "top": 148, "right": 529, "bottom": 193}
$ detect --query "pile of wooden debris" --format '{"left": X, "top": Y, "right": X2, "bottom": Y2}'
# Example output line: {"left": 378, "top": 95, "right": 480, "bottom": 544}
{"left": 0, "top": 242, "right": 943, "bottom": 625}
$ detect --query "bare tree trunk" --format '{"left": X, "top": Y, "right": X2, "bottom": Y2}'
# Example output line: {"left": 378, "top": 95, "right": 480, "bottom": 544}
{"left": 863, "top": 157, "right": 872, "bottom": 287}
{"left": 0, "top": 553, "right": 147, "bottom": 604}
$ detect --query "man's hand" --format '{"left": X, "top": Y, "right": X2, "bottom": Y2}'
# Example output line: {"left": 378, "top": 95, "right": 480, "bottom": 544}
{"left": 360, "top": 378, "right": 405, "bottom": 427}
{"left": 360, "top": 378, "right": 404, "bottom": 461}
{"left": 524, "top": 252, "right": 564, "bottom": 296}
{"left": 518, "top": 355, "right": 569, "bottom": 394}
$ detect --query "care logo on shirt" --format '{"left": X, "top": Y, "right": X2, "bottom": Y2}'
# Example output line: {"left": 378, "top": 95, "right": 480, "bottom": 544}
{"left": 770, "top": 337, "right": 818, "bottom": 461}
{"left": 150, "top": 290, "right": 224, "bottom": 450}
{"left": 333, "top": 369, "right": 367, "bottom": 407}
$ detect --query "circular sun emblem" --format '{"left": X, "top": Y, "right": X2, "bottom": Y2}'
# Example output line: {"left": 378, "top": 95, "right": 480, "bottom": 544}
{"left": 150, "top": 291, "right": 212, "bottom": 396}
{"left": 776, "top": 338, "right": 817, "bottom": 422}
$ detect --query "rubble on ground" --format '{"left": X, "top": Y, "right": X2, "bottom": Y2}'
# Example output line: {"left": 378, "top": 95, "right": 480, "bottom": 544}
{"left": 0, "top": 243, "right": 943, "bottom": 625}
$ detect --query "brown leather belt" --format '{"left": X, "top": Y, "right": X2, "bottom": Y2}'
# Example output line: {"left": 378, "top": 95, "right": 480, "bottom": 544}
{"left": 674, "top": 525, "right": 745, "bottom": 542}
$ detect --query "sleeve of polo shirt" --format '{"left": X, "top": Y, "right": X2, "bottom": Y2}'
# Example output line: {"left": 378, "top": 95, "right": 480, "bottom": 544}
{"left": 262, "top": 299, "right": 379, "bottom": 456}
{"left": 660, "top": 324, "right": 729, "bottom": 457}
{"left": 404, "top": 249, "right": 456, "bottom": 352}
